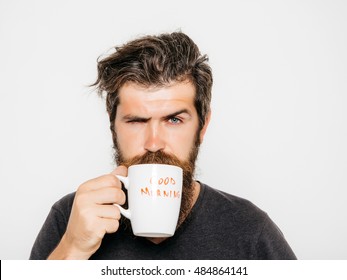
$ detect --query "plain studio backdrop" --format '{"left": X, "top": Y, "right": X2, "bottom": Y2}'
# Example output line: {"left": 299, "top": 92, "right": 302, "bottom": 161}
{"left": 0, "top": 0, "right": 346, "bottom": 260}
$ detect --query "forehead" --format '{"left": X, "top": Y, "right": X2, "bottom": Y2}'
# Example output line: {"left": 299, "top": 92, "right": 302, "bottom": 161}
{"left": 117, "top": 81, "right": 196, "bottom": 115}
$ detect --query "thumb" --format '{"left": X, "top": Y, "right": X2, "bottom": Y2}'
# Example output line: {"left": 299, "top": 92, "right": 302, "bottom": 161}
{"left": 111, "top": 165, "right": 128, "bottom": 177}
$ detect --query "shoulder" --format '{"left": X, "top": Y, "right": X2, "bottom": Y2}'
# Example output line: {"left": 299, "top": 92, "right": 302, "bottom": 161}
{"left": 51, "top": 192, "right": 76, "bottom": 218}
{"left": 200, "top": 183, "right": 268, "bottom": 221}
{"left": 29, "top": 192, "right": 76, "bottom": 260}
{"left": 197, "top": 183, "right": 296, "bottom": 259}
{"left": 196, "top": 183, "right": 273, "bottom": 238}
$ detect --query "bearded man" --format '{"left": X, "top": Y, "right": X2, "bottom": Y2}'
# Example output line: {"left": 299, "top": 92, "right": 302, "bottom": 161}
{"left": 30, "top": 32, "right": 296, "bottom": 260}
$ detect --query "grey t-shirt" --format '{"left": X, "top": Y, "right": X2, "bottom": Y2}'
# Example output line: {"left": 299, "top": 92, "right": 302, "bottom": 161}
{"left": 30, "top": 183, "right": 296, "bottom": 259}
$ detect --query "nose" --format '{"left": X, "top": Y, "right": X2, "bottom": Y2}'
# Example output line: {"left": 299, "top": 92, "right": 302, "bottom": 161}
{"left": 144, "top": 123, "right": 165, "bottom": 153}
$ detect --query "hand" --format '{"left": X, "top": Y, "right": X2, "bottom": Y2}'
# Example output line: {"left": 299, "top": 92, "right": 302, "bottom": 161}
{"left": 48, "top": 166, "right": 127, "bottom": 259}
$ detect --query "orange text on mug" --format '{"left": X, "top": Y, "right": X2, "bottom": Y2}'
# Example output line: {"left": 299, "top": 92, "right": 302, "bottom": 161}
{"left": 141, "top": 176, "right": 181, "bottom": 198}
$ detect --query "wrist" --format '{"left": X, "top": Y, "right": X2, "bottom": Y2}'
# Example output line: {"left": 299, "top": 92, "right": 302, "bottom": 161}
{"left": 47, "top": 234, "right": 92, "bottom": 260}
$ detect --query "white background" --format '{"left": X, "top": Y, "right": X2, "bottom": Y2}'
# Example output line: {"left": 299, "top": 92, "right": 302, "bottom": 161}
{"left": 0, "top": 0, "right": 346, "bottom": 260}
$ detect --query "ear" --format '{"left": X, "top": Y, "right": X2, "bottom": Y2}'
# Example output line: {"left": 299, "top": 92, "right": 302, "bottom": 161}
{"left": 199, "top": 110, "right": 211, "bottom": 144}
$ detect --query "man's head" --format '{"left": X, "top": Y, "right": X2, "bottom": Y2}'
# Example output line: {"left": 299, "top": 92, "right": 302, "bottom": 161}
{"left": 92, "top": 32, "right": 213, "bottom": 226}
{"left": 92, "top": 31, "right": 213, "bottom": 156}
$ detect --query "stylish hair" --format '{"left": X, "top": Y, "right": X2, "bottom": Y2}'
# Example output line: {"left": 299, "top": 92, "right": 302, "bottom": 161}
{"left": 92, "top": 31, "right": 213, "bottom": 135}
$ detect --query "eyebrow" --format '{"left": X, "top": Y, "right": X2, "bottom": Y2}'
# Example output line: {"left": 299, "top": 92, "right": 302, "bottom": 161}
{"left": 161, "top": 109, "right": 191, "bottom": 121}
{"left": 122, "top": 109, "right": 191, "bottom": 122}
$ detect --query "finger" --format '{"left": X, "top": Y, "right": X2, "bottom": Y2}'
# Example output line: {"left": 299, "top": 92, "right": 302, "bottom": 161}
{"left": 94, "top": 218, "right": 120, "bottom": 238}
{"left": 94, "top": 204, "right": 121, "bottom": 220}
{"left": 80, "top": 174, "right": 122, "bottom": 192}
{"left": 91, "top": 187, "right": 126, "bottom": 205}
{"left": 103, "top": 218, "right": 120, "bottom": 234}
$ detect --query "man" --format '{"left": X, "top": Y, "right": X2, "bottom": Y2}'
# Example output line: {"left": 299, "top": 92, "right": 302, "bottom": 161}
{"left": 30, "top": 31, "right": 296, "bottom": 260}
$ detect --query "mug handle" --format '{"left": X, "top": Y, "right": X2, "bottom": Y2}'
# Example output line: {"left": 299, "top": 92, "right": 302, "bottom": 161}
{"left": 114, "top": 175, "right": 131, "bottom": 220}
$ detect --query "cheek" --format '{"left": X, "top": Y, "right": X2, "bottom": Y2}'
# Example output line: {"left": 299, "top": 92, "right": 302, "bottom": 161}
{"left": 114, "top": 125, "right": 144, "bottom": 157}
{"left": 166, "top": 130, "right": 196, "bottom": 159}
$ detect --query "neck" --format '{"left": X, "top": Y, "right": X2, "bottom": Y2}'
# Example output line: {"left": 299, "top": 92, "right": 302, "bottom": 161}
{"left": 146, "top": 181, "right": 201, "bottom": 244}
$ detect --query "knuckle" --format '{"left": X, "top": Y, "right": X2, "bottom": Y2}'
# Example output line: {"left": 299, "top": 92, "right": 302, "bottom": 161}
{"left": 76, "top": 183, "right": 88, "bottom": 193}
{"left": 106, "top": 174, "right": 120, "bottom": 186}
{"left": 106, "top": 220, "right": 119, "bottom": 234}
{"left": 112, "top": 220, "right": 120, "bottom": 232}
{"left": 120, "top": 191, "right": 126, "bottom": 205}
{"left": 114, "top": 207, "right": 121, "bottom": 220}
{"left": 115, "top": 189, "right": 126, "bottom": 205}
{"left": 74, "top": 192, "right": 89, "bottom": 207}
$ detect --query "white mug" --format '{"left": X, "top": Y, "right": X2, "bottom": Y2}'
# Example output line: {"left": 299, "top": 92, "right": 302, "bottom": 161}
{"left": 115, "top": 164, "right": 183, "bottom": 238}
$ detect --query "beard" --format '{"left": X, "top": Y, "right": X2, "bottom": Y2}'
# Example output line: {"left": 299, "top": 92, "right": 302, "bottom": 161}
{"left": 114, "top": 134, "right": 200, "bottom": 235}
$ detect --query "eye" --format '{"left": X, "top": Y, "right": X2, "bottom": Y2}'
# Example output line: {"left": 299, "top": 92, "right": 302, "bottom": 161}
{"left": 168, "top": 117, "right": 182, "bottom": 124}
{"left": 125, "top": 118, "right": 148, "bottom": 124}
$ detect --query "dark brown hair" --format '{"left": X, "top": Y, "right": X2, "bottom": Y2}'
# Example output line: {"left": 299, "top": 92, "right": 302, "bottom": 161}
{"left": 92, "top": 31, "right": 213, "bottom": 135}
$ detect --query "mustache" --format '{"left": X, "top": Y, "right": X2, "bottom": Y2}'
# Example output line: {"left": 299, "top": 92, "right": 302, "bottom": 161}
{"left": 119, "top": 150, "right": 193, "bottom": 174}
